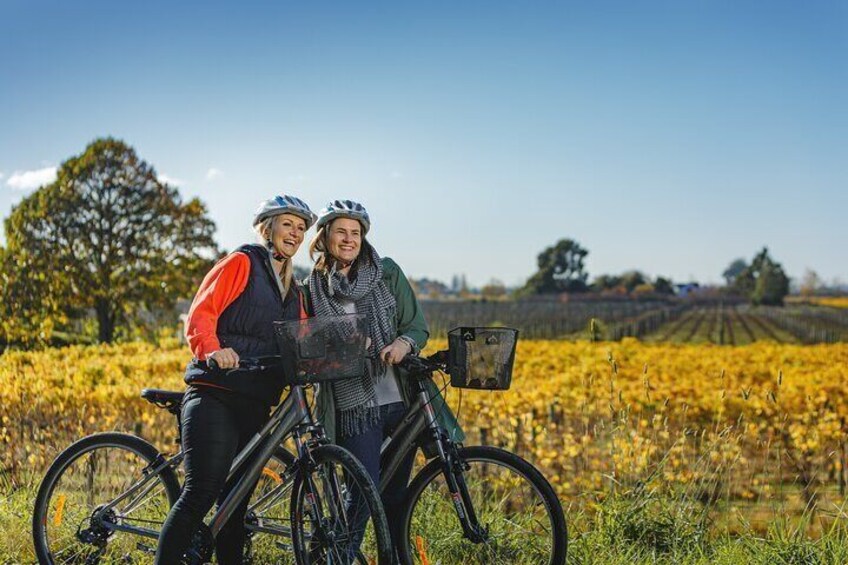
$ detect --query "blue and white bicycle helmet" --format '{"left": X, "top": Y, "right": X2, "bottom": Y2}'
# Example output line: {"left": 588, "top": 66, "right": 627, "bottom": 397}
{"left": 316, "top": 199, "right": 371, "bottom": 235}
{"left": 253, "top": 195, "right": 317, "bottom": 229}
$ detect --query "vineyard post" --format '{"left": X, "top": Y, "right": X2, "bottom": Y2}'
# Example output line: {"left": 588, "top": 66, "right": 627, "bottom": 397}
{"left": 549, "top": 401, "right": 562, "bottom": 427}
{"left": 514, "top": 417, "right": 524, "bottom": 456}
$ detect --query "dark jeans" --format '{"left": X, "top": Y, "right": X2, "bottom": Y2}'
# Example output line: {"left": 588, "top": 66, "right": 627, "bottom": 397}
{"left": 155, "top": 386, "right": 270, "bottom": 565}
{"left": 337, "top": 402, "right": 417, "bottom": 560}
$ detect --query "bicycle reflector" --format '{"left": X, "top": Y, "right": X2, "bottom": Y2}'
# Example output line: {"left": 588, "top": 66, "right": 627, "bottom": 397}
{"left": 273, "top": 314, "right": 368, "bottom": 385}
{"left": 447, "top": 327, "right": 518, "bottom": 390}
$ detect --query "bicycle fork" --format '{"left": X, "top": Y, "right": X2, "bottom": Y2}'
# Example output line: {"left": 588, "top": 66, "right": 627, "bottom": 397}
{"left": 419, "top": 391, "right": 487, "bottom": 544}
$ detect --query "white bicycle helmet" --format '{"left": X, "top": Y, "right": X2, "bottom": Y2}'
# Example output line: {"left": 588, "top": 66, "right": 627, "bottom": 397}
{"left": 253, "top": 195, "right": 317, "bottom": 229}
{"left": 316, "top": 199, "right": 371, "bottom": 235}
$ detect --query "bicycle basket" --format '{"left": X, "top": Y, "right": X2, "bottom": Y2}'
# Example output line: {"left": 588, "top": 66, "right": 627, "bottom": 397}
{"left": 447, "top": 327, "right": 518, "bottom": 390}
{"left": 273, "top": 314, "right": 368, "bottom": 385}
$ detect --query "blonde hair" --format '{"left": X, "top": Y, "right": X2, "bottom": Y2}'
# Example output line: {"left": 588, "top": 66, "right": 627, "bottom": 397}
{"left": 309, "top": 226, "right": 331, "bottom": 273}
{"left": 255, "top": 216, "right": 294, "bottom": 296}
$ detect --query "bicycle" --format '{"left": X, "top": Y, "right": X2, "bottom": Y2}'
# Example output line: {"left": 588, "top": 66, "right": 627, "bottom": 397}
{"left": 387, "top": 327, "right": 567, "bottom": 564}
{"left": 32, "top": 314, "right": 392, "bottom": 565}
{"left": 251, "top": 326, "right": 568, "bottom": 564}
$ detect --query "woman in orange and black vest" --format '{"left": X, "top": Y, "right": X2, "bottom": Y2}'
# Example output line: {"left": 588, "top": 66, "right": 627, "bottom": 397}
{"left": 155, "top": 195, "right": 315, "bottom": 565}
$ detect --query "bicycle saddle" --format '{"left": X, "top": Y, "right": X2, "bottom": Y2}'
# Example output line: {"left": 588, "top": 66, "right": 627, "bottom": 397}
{"left": 141, "top": 388, "right": 184, "bottom": 414}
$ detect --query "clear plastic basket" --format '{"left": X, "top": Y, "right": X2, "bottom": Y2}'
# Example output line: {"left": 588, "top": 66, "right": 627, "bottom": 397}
{"left": 447, "top": 327, "right": 518, "bottom": 390}
{"left": 273, "top": 314, "right": 368, "bottom": 385}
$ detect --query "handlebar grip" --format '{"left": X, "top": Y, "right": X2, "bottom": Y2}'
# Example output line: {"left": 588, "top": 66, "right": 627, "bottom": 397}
{"left": 206, "top": 357, "right": 220, "bottom": 371}
{"left": 430, "top": 350, "right": 448, "bottom": 364}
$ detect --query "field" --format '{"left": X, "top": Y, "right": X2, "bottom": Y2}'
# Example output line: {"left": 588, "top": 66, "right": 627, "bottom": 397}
{"left": 4, "top": 339, "right": 848, "bottom": 562}
{"left": 422, "top": 299, "right": 848, "bottom": 344}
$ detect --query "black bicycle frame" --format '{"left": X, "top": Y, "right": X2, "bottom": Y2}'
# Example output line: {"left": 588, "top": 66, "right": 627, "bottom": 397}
{"left": 209, "top": 384, "right": 311, "bottom": 536}
{"left": 94, "top": 384, "right": 314, "bottom": 541}
{"left": 377, "top": 373, "right": 486, "bottom": 542}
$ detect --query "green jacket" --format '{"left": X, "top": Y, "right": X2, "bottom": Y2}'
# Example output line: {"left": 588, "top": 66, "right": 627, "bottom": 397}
{"left": 304, "top": 257, "right": 465, "bottom": 447}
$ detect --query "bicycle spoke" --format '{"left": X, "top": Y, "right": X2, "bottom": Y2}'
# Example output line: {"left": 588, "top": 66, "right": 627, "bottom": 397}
{"left": 404, "top": 449, "right": 564, "bottom": 564}
{"left": 290, "top": 445, "right": 390, "bottom": 565}
{"left": 35, "top": 439, "right": 178, "bottom": 564}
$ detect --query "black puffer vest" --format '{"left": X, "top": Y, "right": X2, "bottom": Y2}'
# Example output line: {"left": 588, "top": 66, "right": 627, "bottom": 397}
{"left": 184, "top": 244, "right": 307, "bottom": 404}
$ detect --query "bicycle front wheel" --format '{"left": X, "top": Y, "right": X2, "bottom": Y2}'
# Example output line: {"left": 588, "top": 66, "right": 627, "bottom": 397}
{"left": 398, "top": 445, "right": 567, "bottom": 565}
{"left": 289, "top": 444, "right": 392, "bottom": 565}
{"left": 32, "top": 432, "right": 181, "bottom": 564}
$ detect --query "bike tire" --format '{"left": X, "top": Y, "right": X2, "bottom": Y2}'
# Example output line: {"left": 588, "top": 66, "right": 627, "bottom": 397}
{"left": 289, "top": 444, "right": 393, "bottom": 565}
{"left": 397, "top": 445, "right": 567, "bottom": 565}
{"left": 32, "top": 432, "right": 182, "bottom": 564}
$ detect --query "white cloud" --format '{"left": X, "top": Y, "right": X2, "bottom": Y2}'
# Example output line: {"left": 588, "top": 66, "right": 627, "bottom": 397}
{"left": 158, "top": 173, "right": 184, "bottom": 186}
{"left": 7, "top": 166, "right": 57, "bottom": 191}
{"left": 205, "top": 168, "right": 223, "bottom": 181}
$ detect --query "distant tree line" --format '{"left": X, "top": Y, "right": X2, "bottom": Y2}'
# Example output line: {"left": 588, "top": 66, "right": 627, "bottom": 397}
{"left": 0, "top": 138, "right": 804, "bottom": 349}
{"left": 519, "top": 238, "right": 791, "bottom": 306}
{"left": 517, "top": 238, "right": 675, "bottom": 298}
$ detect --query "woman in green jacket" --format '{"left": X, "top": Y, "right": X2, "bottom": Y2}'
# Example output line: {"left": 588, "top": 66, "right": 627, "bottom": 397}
{"left": 305, "top": 199, "right": 462, "bottom": 558}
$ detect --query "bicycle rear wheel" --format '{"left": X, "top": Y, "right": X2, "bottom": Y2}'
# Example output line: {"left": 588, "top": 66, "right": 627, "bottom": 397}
{"left": 398, "top": 445, "right": 567, "bottom": 565}
{"left": 32, "top": 432, "right": 181, "bottom": 564}
{"left": 289, "top": 444, "right": 392, "bottom": 565}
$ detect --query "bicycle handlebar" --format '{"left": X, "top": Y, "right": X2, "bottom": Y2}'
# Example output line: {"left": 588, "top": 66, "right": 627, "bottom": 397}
{"left": 397, "top": 350, "right": 448, "bottom": 374}
{"left": 206, "top": 350, "right": 449, "bottom": 376}
{"left": 206, "top": 355, "right": 282, "bottom": 372}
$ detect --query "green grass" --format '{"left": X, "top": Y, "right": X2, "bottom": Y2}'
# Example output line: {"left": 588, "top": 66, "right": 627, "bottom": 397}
{"left": 6, "top": 468, "right": 848, "bottom": 564}
{"left": 1, "top": 473, "right": 39, "bottom": 564}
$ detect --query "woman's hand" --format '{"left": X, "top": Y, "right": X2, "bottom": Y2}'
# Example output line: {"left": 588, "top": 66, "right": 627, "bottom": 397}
{"left": 379, "top": 338, "right": 412, "bottom": 365}
{"left": 207, "top": 348, "right": 240, "bottom": 369}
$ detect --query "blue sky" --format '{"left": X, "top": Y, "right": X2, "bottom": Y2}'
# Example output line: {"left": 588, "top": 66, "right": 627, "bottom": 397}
{"left": 1, "top": 1, "right": 846, "bottom": 288}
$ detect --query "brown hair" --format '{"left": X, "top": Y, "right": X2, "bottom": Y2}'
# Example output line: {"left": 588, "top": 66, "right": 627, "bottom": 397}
{"left": 309, "top": 219, "right": 374, "bottom": 279}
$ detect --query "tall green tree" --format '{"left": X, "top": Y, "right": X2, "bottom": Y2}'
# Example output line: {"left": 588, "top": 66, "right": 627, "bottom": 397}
{"left": 734, "top": 247, "right": 790, "bottom": 306}
{"left": 520, "top": 238, "right": 589, "bottom": 295}
{"left": 2, "top": 137, "right": 220, "bottom": 344}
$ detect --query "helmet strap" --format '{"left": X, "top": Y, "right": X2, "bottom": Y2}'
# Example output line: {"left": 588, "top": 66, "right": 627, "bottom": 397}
{"left": 266, "top": 238, "right": 289, "bottom": 262}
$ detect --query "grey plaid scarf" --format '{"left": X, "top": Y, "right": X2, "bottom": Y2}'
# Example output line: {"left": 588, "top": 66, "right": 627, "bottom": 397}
{"left": 308, "top": 246, "right": 397, "bottom": 437}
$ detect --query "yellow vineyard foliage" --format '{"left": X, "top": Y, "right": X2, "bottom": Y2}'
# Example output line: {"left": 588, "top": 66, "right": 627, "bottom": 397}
{"left": 788, "top": 296, "right": 848, "bottom": 309}
{"left": 3, "top": 340, "right": 848, "bottom": 515}
{"left": 439, "top": 339, "right": 848, "bottom": 508}
{"left": 1, "top": 342, "right": 187, "bottom": 477}
{"left": 814, "top": 297, "right": 848, "bottom": 309}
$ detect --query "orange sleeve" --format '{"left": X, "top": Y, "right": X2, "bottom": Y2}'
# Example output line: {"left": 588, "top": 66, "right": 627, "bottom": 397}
{"left": 184, "top": 252, "right": 251, "bottom": 360}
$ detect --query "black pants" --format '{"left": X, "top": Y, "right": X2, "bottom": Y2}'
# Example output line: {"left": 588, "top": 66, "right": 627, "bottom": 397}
{"left": 155, "top": 386, "right": 270, "bottom": 565}
{"left": 336, "top": 402, "right": 417, "bottom": 560}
